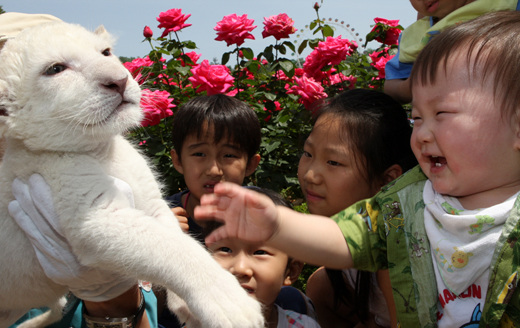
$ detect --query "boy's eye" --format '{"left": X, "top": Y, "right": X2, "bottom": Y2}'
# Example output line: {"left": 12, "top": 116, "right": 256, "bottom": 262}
{"left": 191, "top": 152, "right": 205, "bottom": 157}
{"left": 302, "top": 151, "right": 311, "bottom": 158}
{"left": 218, "top": 247, "right": 232, "bottom": 253}
{"left": 223, "top": 153, "right": 238, "bottom": 158}
{"left": 254, "top": 250, "right": 268, "bottom": 256}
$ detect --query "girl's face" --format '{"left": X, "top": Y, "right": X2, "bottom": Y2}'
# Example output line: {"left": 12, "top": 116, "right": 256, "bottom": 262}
{"left": 298, "top": 114, "right": 379, "bottom": 217}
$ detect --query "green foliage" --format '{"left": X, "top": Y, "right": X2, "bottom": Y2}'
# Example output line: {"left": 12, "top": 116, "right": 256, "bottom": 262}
{"left": 0, "top": 6, "right": 5, "bottom": 15}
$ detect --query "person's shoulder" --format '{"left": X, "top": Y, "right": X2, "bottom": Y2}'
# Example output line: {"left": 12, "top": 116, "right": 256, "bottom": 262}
{"left": 379, "top": 165, "right": 427, "bottom": 196}
{"left": 166, "top": 189, "right": 190, "bottom": 207}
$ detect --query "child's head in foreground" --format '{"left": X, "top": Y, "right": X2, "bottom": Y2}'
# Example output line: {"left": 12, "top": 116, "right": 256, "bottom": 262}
{"left": 299, "top": 88, "right": 417, "bottom": 217}
{"left": 206, "top": 187, "right": 303, "bottom": 317}
{"left": 171, "top": 94, "right": 261, "bottom": 200}
{"left": 409, "top": 10, "right": 520, "bottom": 209}
{"left": 409, "top": 0, "right": 472, "bottom": 21}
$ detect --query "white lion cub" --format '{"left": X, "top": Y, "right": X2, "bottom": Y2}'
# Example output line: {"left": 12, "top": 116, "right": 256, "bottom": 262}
{"left": 0, "top": 22, "right": 263, "bottom": 327}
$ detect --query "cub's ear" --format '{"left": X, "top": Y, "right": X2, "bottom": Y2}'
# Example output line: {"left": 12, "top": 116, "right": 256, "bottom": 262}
{"left": 94, "top": 25, "right": 115, "bottom": 45}
{"left": 94, "top": 25, "right": 107, "bottom": 35}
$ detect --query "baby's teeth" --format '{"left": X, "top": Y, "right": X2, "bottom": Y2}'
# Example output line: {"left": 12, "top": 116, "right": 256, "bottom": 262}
{"left": 435, "top": 162, "right": 442, "bottom": 167}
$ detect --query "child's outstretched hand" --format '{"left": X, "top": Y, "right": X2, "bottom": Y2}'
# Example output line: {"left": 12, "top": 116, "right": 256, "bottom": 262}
{"left": 194, "top": 182, "right": 279, "bottom": 246}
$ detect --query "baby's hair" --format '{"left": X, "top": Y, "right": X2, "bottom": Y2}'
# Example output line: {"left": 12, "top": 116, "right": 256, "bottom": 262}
{"left": 314, "top": 88, "right": 416, "bottom": 188}
{"left": 410, "top": 10, "right": 520, "bottom": 120}
{"left": 172, "top": 94, "right": 261, "bottom": 160}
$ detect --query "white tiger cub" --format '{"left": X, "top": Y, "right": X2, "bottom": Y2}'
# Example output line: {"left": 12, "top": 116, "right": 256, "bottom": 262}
{"left": 0, "top": 21, "right": 263, "bottom": 327}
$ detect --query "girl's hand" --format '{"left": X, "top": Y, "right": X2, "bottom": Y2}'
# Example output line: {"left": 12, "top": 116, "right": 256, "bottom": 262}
{"left": 171, "top": 207, "right": 189, "bottom": 233}
{"left": 194, "top": 182, "right": 279, "bottom": 246}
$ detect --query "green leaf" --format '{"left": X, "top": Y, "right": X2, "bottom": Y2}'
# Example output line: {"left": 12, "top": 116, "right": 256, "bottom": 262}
{"left": 297, "top": 40, "right": 308, "bottom": 54}
{"left": 279, "top": 60, "right": 294, "bottom": 75}
{"left": 221, "top": 52, "right": 230, "bottom": 65}
{"left": 241, "top": 47, "right": 254, "bottom": 60}
{"left": 321, "top": 25, "right": 334, "bottom": 38}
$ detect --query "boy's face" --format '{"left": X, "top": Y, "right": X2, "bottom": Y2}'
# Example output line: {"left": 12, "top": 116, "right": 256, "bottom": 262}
{"left": 410, "top": 0, "right": 472, "bottom": 20}
{"left": 411, "top": 53, "right": 520, "bottom": 209}
{"left": 172, "top": 123, "right": 260, "bottom": 203}
{"left": 208, "top": 238, "right": 299, "bottom": 307}
{"left": 298, "top": 114, "right": 379, "bottom": 216}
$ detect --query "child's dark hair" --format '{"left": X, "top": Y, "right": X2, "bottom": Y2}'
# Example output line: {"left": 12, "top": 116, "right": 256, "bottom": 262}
{"left": 314, "top": 88, "right": 416, "bottom": 187}
{"left": 410, "top": 10, "right": 520, "bottom": 121}
{"left": 316, "top": 88, "right": 416, "bottom": 323}
{"left": 172, "top": 94, "right": 261, "bottom": 160}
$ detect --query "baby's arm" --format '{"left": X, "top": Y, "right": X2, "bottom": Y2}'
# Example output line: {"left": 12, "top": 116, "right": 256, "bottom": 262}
{"left": 383, "top": 78, "right": 412, "bottom": 104}
{"left": 195, "top": 182, "right": 353, "bottom": 269}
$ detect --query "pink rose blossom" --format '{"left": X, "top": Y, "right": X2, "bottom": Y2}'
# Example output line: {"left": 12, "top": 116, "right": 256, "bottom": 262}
{"left": 370, "top": 17, "right": 401, "bottom": 45}
{"left": 214, "top": 14, "right": 256, "bottom": 47}
{"left": 124, "top": 56, "right": 167, "bottom": 85}
{"left": 369, "top": 48, "right": 395, "bottom": 79}
{"left": 303, "top": 36, "right": 358, "bottom": 80}
{"left": 287, "top": 76, "right": 327, "bottom": 110}
{"left": 262, "top": 13, "right": 296, "bottom": 40}
{"left": 189, "top": 60, "right": 235, "bottom": 95}
{"left": 157, "top": 9, "right": 192, "bottom": 37}
{"left": 180, "top": 51, "right": 201, "bottom": 67}
{"left": 140, "top": 89, "right": 175, "bottom": 127}
{"left": 143, "top": 26, "right": 153, "bottom": 38}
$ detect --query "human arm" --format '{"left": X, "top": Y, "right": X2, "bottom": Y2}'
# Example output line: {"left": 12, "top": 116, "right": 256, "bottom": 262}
{"left": 195, "top": 182, "right": 353, "bottom": 269}
{"left": 9, "top": 174, "right": 154, "bottom": 327}
{"left": 383, "top": 78, "right": 412, "bottom": 104}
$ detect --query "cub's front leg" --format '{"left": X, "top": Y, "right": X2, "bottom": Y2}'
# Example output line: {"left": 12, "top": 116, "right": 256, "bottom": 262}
{"left": 52, "top": 174, "right": 263, "bottom": 327}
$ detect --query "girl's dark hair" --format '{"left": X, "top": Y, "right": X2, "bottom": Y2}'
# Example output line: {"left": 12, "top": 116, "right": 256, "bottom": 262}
{"left": 316, "top": 89, "right": 416, "bottom": 323}
{"left": 172, "top": 94, "right": 261, "bottom": 160}
{"left": 315, "top": 88, "right": 416, "bottom": 187}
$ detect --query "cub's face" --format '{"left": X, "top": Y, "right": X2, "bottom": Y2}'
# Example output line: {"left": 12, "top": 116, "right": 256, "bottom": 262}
{"left": 0, "top": 22, "right": 143, "bottom": 151}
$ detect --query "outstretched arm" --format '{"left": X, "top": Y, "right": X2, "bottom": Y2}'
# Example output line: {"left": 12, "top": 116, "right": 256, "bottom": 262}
{"left": 195, "top": 182, "right": 353, "bottom": 269}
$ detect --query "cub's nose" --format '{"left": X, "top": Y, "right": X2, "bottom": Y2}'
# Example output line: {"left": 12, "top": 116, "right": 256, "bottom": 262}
{"left": 104, "top": 76, "right": 128, "bottom": 98}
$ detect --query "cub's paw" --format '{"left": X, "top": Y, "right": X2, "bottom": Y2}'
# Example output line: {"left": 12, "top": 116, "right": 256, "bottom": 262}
{"left": 174, "top": 272, "right": 264, "bottom": 328}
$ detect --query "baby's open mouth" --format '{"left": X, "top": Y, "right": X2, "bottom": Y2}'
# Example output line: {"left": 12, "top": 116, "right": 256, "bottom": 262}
{"left": 430, "top": 155, "right": 447, "bottom": 167}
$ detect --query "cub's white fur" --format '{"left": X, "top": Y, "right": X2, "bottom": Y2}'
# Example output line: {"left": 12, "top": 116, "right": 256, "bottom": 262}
{"left": 0, "top": 22, "right": 263, "bottom": 327}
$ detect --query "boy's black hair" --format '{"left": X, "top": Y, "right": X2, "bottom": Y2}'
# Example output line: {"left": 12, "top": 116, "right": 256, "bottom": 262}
{"left": 172, "top": 94, "right": 261, "bottom": 160}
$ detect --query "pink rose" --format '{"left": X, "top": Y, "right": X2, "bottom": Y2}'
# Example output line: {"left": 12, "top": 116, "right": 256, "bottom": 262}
{"left": 143, "top": 26, "right": 153, "bottom": 38}
{"left": 140, "top": 89, "right": 175, "bottom": 127}
{"left": 188, "top": 60, "right": 235, "bottom": 95}
{"left": 370, "top": 17, "right": 401, "bottom": 45}
{"left": 124, "top": 56, "right": 166, "bottom": 85}
{"left": 214, "top": 14, "right": 256, "bottom": 47}
{"left": 180, "top": 51, "right": 201, "bottom": 67}
{"left": 303, "top": 36, "right": 357, "bottom": 80}
{"left": 262, "top": 13, "right": 296, "bottom": 40}
{"left": 157, "top": 8, "right": 192, "bottom": 37}
{"left": 287, "top": 76, "right": 327, "bottom": 110}
{"left": 369, "top": 48, "right": 395, "bottom": 79}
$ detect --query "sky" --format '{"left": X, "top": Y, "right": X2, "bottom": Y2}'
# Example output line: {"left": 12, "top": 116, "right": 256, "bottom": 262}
{"left": 1, "top": 0, "right": 417, "bottom": 62}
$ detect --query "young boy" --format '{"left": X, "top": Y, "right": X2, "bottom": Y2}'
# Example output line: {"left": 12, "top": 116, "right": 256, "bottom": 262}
{"left": 195, "top": 11, "right": 520, "bottom": 327}
{"left": 206, "top": 187, "right": 320, "bottom": 328}
{"left": 167, "top": 94, "right": 261, "bottom": 243}
{"left": 384, "top": 0, "right": 520, "bottom": 103}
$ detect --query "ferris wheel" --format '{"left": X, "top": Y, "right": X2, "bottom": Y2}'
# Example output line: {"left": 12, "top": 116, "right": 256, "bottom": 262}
{"left": 290, "top": 17, "right": 365, "bottom": 62}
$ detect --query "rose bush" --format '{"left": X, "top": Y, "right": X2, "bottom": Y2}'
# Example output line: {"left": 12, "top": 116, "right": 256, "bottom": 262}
{"left": 125, "top": 3, "right": 402, "bottom": 200}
